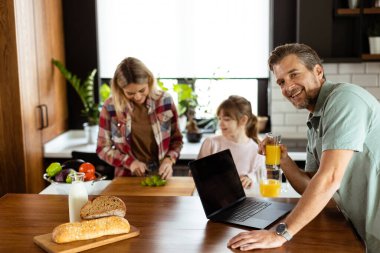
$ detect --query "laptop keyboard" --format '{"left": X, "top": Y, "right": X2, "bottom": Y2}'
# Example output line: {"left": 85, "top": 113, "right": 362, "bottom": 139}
{"left": 229, "top": 199, "right": 271, "bottom": 222}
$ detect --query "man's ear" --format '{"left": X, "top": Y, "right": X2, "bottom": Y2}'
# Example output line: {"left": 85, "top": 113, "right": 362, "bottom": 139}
{"left": 314, "top": 64, "right": 324, "bottom": 81}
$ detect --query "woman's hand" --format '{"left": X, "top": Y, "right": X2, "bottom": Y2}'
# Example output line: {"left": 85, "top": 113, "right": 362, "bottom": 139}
{"left": 227, "top": 230, "right": 286, "bottom": 251}
{"left": 159, "top": 157, "right": 174, "bottom": 179}
{"left": 130, "top": 160, "right": 147, "bottom": 176}
{"left": 240, "top": 175, "right": 252, "bottom": 189}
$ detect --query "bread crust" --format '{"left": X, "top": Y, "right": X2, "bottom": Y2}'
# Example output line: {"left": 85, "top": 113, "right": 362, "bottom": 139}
{"left": 52, "top": 216, "right": 130, "bottom": 243}
{"left": 80, "top": 195, "right": 126, "bottom": 219}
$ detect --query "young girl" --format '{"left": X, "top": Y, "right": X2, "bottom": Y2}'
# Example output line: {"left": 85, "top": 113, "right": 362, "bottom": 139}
{"left": 198, "top": 95, "right": 265, "bottom": 188}
{"left": 96, "top": 57, "right": 183, "bottom": 179}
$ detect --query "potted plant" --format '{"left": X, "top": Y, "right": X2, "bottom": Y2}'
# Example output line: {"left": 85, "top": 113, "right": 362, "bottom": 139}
{"left": 157, "top": 80, "right": 202, "bottom": 142}
{"left": 52, "top": 59, "right": 102, "bottom": 144}
{"left": 368, "top": 22, "right": 380, "bottom": 54}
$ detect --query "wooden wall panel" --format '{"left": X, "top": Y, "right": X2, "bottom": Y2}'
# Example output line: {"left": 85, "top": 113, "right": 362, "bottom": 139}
{"left": 0, "top": 0, "right": 66, "bottom": 195}
{"left": 0, "top": 0, "right": 27, "bottom": 195}
{"left": 13, "top": 0, "right": 44, "bottom": 193}
{"left": 34, "top": 0, "right": 67, "bottom": 143}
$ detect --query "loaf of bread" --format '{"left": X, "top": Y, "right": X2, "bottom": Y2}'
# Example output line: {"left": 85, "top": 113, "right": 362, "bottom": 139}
{"left": 80, "top": 195, "right": 126, "bottom": 219}
{"left": 52, "top": 216, "right": 130, "bottom": 243}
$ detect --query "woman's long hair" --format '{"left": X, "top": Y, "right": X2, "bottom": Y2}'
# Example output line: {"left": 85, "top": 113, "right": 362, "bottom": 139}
{"left": 111, "top": 57, "right": 155, "bottom": 118}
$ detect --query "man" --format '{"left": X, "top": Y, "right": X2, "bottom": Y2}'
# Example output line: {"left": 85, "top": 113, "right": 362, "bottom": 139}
{"left": 228, "top": 43, "right": 380, "bottom": 253}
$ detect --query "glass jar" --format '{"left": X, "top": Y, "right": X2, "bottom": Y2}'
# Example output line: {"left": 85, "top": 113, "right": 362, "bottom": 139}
{"left": 68, "top": 172, "right": 88, "bottom": 222}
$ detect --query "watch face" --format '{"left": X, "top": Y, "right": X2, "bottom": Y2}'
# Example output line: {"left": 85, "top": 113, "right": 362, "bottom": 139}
{"left": 276, "top": 223, "right": 287, "bottom": 234}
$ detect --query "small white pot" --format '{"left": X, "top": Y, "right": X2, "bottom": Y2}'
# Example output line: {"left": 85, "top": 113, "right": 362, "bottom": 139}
{"left": 83, "top": 123, "right": 99, "bottom": 144}
{"left": 369, "top": 37, "right": 380, "bottom": 54}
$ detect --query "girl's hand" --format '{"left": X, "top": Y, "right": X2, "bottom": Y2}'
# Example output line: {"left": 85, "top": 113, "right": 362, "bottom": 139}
{"left": 130, "top": 160, "right": 147, "bottom": 176}
{"left": 159, "top": 157, "right": 174, "bottom": 179}
{"left": 240, "top": 175, "right": 252, "bottom": 189}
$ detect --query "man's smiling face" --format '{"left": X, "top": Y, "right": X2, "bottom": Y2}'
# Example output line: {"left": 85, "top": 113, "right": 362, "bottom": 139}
{"left": 273, "top": 54, "right": 324, "bottom": 112}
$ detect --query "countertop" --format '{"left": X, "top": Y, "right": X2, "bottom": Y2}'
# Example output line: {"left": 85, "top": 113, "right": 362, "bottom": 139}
{"left": 44, "top": 130, "right": 306, "bottom": 161}
{"left": 0, "top": 194, "right": 365, "bottom": 253}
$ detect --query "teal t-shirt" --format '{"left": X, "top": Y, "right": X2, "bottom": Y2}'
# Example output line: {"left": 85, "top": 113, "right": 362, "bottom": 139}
{"left": 305, "top": 81, "right": 380, "bottom": 253}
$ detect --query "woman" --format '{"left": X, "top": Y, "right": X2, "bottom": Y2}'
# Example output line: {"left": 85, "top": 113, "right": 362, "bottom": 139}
{"left": 198, "top": 95, "right": 265, "bottom": 188}
{"left": 96, "top": 57, "right": 183, "bottom": 179}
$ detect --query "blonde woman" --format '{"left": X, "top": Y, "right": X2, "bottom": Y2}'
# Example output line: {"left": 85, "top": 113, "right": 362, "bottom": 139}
{"left": 97, "top": 57, "right": 183, "bottom": 179}
{"left": 198, "top": 95, "right": 265, "bottom": 188}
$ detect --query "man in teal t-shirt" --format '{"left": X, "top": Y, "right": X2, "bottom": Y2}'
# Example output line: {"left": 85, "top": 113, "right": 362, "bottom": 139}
{"left": 228, "top": 43, "right": 380, "bottom": 253}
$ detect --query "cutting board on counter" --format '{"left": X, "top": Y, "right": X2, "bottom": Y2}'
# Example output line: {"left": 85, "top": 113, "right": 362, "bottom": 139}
{"left": 33, "top": 225, "right": 139, "bottom": 253}
{"left": 101, "top": 176, "right": 195, "bottom": 196}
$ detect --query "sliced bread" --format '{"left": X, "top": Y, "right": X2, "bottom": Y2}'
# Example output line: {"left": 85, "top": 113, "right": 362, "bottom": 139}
{"left": 80, "top": 195, "right": 126, "bottom": 220}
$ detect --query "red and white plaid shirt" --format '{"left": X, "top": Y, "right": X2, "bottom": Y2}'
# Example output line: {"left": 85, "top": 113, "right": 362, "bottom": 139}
{"left": 96, "top": 89, "right": 183, "bottom": 176}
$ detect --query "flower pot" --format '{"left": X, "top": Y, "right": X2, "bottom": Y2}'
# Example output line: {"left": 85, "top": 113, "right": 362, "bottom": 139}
{"left": 83, "top": 123, "right": 99, "bottom": 144}
{"left": 369, "top": 37, "right": 380, "bottom": 54}
{"left": 186, "top": 132, "right": 203, "bottom": 143}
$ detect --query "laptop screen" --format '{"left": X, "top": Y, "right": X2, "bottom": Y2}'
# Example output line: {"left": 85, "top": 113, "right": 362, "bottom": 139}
{"left": 189, "top": 149, "right": 246, "bottom": 217}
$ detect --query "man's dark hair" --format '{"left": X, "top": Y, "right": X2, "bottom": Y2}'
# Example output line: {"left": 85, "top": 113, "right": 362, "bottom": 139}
{"left": 268, "top": 43, "right": 324, "bottom": 74}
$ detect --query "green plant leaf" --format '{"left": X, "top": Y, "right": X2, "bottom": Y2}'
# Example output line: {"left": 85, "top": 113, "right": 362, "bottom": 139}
{"left": 52, "top": 59, "right": 99, "bottom": 125}
{"left": 100, "top": 83, "right": 111, "bottom": 103}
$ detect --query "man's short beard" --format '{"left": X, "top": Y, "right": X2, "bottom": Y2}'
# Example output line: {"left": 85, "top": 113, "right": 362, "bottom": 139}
{"left": 291, "top": 94, "right": 318, "bottom": 109}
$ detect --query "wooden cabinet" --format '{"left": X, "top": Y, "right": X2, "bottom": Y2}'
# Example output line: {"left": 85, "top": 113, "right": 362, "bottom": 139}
{"left": 296, "top": 0, "right": 380, "bottom": 62}
{"left": 0, "top": 0, "right": 67, "bottom": 195}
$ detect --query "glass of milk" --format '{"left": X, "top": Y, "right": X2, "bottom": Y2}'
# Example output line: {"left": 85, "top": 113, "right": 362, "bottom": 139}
{"left": 68, "top": 172, "right": 88, "bottom": 222}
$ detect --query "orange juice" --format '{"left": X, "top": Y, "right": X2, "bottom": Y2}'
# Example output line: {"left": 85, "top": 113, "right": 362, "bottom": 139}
{"left": 259, "top": 179, "right": 281, "bottom": 197}
{"left": 265, "top": 144, "right": 281, "bottom": 165}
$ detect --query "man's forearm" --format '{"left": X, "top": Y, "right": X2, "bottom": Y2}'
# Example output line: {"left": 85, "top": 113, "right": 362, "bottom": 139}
{"left": 284, "top": 172, "right": 339, "bottom": 237}
{"left": 281, "top": 155, "right": 311, "bottom": 194}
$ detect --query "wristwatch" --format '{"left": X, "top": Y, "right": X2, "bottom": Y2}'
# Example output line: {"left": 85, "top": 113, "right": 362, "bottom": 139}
{"left": 275, "top": 223, "right": 292, "bottom": 241}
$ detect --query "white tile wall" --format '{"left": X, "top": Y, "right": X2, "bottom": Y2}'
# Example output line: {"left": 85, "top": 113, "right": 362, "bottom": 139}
{"left": 270, "top": 62, "right": 380, "bottom": 138}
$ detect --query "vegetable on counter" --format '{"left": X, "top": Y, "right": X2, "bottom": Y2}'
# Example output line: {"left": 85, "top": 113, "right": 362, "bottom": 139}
{"left": 141, "top": 175, "right": 166, "bottom": 187}
{"left": 46, "top": 162, "right": 62, "bottom": 177}
{"left": 79, "top": 162, "right": 96, "bottom": 181}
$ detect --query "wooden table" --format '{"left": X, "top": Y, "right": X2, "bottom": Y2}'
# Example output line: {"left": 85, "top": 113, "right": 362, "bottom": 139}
{"left": 0, "top": 194, "right": 364, "bottom": 253}
{"left": 101, "top": 176, "right": 195, "bottom": 196}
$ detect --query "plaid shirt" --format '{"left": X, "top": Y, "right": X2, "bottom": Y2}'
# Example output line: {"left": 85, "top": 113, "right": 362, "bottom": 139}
{"left": 96, "top": 90, "right": 183, "bottom": 176}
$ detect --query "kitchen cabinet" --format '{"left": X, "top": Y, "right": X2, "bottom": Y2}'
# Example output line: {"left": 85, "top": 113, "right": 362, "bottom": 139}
{"left": 0, "top": 0, "right": 67, "bottom": 195}
{"left": 297, "top": 0, "right": 380, "bottom": 62}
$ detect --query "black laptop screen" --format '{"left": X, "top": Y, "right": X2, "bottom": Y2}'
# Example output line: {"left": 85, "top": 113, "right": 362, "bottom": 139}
{"left": 189, "top": 149, "right": 246, "bottom": 217}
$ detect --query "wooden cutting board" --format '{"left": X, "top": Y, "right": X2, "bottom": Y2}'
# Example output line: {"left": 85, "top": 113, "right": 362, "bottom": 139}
{"left": 101, "top": 176, "right": 195, "bottom": 196}
{"left": 33, "top": 225, "right": 139, "bottom": 253}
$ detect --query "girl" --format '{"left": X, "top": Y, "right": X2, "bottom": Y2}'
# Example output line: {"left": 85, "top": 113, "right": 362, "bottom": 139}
{"left": 96, "top": 57, "right": 183, "bottom": 179}
{"left": 198, "top": 95, "right": 265, "bottom": 188}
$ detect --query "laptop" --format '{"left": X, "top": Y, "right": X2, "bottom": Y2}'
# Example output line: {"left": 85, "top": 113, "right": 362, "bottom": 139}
{"left": 189, "top": 149, "right": 294, "bottom": 229}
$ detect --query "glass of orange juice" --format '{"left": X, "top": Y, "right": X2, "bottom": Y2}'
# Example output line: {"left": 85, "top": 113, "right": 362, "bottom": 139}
{"left": 265, "top": 133, "right": 281, "bottom": 166}
{"left": 258, "top": 167, "right": 281, "bottom": 197}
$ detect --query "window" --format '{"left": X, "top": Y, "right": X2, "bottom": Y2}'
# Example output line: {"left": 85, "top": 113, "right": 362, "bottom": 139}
{"left": 97, "top": 0, "right": 270, "bottom": 127}
{"left": 96, "top": 0, "right": 270, "bottom": 79}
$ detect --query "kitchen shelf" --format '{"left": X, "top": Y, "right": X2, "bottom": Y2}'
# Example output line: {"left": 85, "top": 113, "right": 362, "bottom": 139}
{"left": 337, "top": 8, "right": 380, "bottom": 15}
{"left": 336, "top": 8, "right": 360, "bottom": 15}
{"left": 362, "top": 54, "right": 380, "bottom": 60}
{"left": 363, "top": 8, "right": 380, "bottom": 14}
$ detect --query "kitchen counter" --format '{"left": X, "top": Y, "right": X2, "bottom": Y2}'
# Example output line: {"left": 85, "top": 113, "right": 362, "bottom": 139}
{"left": 44, "top": 130, "right": 306, "bottom": 161}
{"left": 0, "top": 194, "right": 365, "bottom": 253}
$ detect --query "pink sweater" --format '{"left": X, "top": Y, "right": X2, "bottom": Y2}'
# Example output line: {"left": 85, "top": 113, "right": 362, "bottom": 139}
{"left": 198, "top": 135, "right": 265, "bottom": 181}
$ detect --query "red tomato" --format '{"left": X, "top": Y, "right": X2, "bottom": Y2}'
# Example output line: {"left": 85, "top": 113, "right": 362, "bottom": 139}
{"left": 86, "top": 174, "right": 96, "bottom": 181}
{"left": 79, "top": 162, "right": 95, "bottom": 174}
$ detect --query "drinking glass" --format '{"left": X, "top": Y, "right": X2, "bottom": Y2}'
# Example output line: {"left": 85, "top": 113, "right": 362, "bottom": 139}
{"left": 258, "top": 166, "right": 282, "bottom": 197}
{"left": 265, "top": 133, "right": 281, "bottom": 167}
{"left": 68, "top": 172, "right": 88, "bottom": 222}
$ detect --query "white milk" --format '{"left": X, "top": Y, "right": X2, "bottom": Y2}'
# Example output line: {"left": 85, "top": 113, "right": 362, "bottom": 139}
{"left": 68, "top": 173, "right": 88, "bottom": 222}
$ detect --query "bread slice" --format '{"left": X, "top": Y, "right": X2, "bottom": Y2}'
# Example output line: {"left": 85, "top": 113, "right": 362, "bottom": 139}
{"left": 52, "top": 216, "right": 130, "bottom": 243}
{"left": 80, "top": 195, "right": 126, "bottom": 220}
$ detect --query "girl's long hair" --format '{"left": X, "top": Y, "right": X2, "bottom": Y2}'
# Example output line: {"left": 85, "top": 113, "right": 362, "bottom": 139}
{"left": 217, "top": 95, "right": 259, "bottom": 144}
